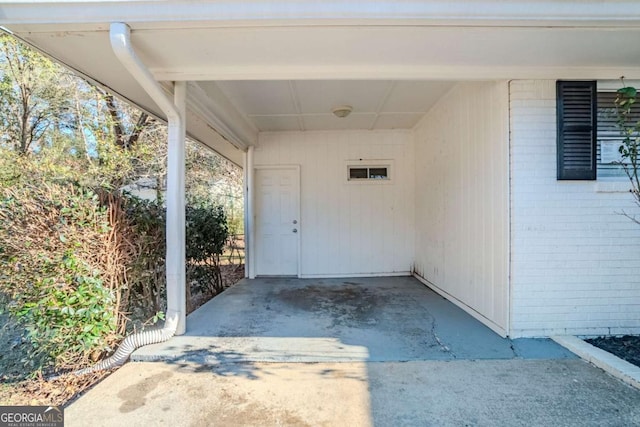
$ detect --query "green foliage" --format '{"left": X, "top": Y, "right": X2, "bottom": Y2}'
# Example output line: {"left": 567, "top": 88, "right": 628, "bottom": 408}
{"left": 123, "top": 196, "right": 166, "bottom": 318}
{"left": 614, "top": 84, "right": 640, "bottom": 219}
{"left": 0, "top": 181, "right": 118, "bottom": 371}
{"left": 186, "top": 198, "right": 229, "bottom": 296}
{"left": 15, "top": 261, "right": 117, "bottom": 369}
{"left": 122, "top": 195, "right": 231, "bottom": 318}
{"left": 187, "top": 198, "right": 229, "bottom": 261}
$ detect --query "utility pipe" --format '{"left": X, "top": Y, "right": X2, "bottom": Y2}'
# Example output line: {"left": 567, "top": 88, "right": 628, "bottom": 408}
{"left": 73, "top": 23, "right": 187, "bottom": 374}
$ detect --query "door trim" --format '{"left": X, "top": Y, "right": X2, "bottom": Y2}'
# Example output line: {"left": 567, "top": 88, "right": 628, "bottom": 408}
{"left": 252, "top": 164, "right": 301, "bottom": 278}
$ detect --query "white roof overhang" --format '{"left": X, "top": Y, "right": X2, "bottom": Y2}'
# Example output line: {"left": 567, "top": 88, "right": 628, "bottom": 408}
{"left": 3, "top": 0, "right": 640, "bottom": 164}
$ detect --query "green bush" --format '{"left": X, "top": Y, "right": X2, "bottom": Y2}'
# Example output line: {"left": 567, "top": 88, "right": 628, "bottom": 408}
{"left": 123, "top": 196, "right": 166, "bottom": 320}
{"left": 15, "top": 261, "right": 117, "bottom": 368}
{"left": 186, "top": 199, "right": 229, "bottom": 297}
{"left": 0, "top": 152, "right": 230, "bottom": 373}
{"left": 0, "top": 183, "right": 119, "bottom": 371}
{"left": 124, "top": 196, "right": 230, "bottom": 317}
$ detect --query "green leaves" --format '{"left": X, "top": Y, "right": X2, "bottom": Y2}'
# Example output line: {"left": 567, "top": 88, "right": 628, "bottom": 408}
{"left": 612, "top": 83, "right": 640, "bottom": 213}
{"left": 617, "top": 86, "right": 638, "bottom": 98}
{"left": 11, "top": 262, "right": 118, "bottom": 366}
{"left": 0, "top": 179, "right": 119, "bottom": 371}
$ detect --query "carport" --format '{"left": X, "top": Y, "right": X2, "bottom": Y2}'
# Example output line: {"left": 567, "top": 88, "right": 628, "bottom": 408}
{"left": 4, "top": 1, "right": 640, "bottom": 341}
{"left": 132, "top": 277, "right": 572, "bottom": 363}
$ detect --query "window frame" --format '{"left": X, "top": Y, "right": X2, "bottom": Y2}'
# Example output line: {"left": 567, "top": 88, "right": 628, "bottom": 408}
{"left": 345, "top": 160, "right": 394, "bottom": 184}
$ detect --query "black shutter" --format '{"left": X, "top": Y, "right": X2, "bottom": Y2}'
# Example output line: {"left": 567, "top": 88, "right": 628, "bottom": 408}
{"left": 557, "top": 80, "right": 597, "bottom": 180}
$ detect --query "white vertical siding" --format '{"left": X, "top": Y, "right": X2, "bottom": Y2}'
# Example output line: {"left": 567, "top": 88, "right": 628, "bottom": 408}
{"left": 413, "top": 82, "right": 510, "bottom": 335}
{"left": 254, "top": 130, "right": 415, "bottom": 277}
{"left": 510, "top": 80, "right": 640, "bottom": 337}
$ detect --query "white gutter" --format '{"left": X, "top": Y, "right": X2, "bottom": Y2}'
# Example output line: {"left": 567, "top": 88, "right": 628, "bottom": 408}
{"left": 4, "top": 1, "right": 640, "bottom": 28}
{"left": 110, "top": 22, "right": 186, "bottom": 336}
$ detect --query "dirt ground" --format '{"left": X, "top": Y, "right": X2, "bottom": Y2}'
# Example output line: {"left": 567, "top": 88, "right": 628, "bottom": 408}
{"left": 0, "top": 264, "right": 244, "bottom": 407}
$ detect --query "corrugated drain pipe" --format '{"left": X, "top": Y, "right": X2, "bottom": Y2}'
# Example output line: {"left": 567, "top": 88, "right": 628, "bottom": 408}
{"left": 74, "top": 23, "right": 186, "bottom": 375}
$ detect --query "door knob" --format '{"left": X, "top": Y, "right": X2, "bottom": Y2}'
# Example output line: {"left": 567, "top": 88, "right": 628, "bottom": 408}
{"left": 293, "top": 220, "right": 297, "bottom": 224}
{"left": 292, "top": 228, "right": 298, "bottom": 233}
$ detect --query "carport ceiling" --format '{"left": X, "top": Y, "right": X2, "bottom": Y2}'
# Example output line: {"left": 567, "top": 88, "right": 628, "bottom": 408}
{"left": 211, "top": 80, "right": 456, "bottom": 132}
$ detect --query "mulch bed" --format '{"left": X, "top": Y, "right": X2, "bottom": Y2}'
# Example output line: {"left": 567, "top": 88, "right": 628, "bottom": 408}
{"left": 586, "top": 335, "right": 640, "bottom": 368}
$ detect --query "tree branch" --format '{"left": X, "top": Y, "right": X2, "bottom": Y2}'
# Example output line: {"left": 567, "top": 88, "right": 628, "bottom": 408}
{"left": 126, "top": 112, "right": 149, "bottom": 149}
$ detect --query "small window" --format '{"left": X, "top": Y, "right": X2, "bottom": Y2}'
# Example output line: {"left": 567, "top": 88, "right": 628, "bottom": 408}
{"left": 368, "top": 168, "right": 388, "bottom": 179}
{"left": 347, "top": 165, "right": 389, "bottom": 181}
{"left": 349, "top": 168, "right": 368, "bottom": 179}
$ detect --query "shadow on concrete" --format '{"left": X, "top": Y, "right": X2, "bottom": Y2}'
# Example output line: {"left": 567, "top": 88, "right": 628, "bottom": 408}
{"left": 158, "top": 345, "right": 261, "bottom": 380}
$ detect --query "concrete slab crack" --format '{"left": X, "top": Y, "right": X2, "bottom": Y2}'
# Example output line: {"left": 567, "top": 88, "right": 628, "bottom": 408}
{"left": 430, "top": 316, "right": 456, "bottom": 359}
{"left": 509, "top": 341, "right": 518, "bottom": 358}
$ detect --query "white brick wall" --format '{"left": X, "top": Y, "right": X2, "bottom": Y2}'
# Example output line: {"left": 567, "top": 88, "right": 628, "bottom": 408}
{"left": 510, "top": 80, "right": 640, "bottom": 337}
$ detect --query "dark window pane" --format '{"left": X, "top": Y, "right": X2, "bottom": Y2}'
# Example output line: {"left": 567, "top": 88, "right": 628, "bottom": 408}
{"left": 369, "top": 168, "right": 388, "bottom": 179}
{"left": 349, "top": 168, "right": 368, "bottom": 179}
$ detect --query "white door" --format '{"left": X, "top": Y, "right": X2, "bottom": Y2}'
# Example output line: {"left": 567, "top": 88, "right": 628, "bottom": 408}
{"left": 255, "top": 167, "right": 300, "bottom": 276}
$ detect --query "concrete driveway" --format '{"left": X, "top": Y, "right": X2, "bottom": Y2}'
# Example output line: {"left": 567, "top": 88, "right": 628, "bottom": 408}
{"left": 66, "top": 277, "right": 640, "bottom": 426}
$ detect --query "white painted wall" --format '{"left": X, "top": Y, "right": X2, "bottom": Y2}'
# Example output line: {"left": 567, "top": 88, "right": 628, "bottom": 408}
{"left": 413, "top": 82, "right": 510, "bottom": 335}
{"left": 510, "top": 80, "right": 640, "bottom": 337}
{"left": 254, "top": 130, "right": 415, "bottom": 277}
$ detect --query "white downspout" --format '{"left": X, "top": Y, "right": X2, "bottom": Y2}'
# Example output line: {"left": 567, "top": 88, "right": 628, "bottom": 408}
{"left": 68, "top": 24, "right": 187, "bottom": 375}
{"left": 247, "top": 145, "right": 256, "bottom": 279}
{"left": 110, "top": 22, "right": 186, "bottom": 335}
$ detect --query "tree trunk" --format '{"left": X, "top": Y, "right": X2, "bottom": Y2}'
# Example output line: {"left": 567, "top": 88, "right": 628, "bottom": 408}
{"left": 104, "top": 93, "right": 125, "bottom": 149}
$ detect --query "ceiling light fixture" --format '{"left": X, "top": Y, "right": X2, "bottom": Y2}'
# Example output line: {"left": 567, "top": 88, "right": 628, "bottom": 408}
{"left": 332, "top": 105, "right": 353, "bottom": 118}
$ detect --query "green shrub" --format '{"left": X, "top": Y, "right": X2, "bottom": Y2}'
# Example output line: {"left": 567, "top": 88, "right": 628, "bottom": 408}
{"left": 15, "top": 260, "right": 117, "bottom": 368}
{"left": 0, "top": 183, "right": 120, "bottom": 371}
{"left": 186, "top": 199, "right": 229, "bottom": 297}
{"left": 124, "top": 196, "right": 230, "bottom": 317}
{"left": 0, "top": 154, "right": 231, "bottom": 373}
{"left": 123, "top": 195, "right": 166, "bottom": 320}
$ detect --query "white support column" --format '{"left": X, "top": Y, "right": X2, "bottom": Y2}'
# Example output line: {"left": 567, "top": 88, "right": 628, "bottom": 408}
{"left": 166, "top": 81, "right": 187, "bottom": 335}
{"left": 243, "top": 150, "right": 249, "bottom": 278}
{"left": 247, "top": 145, "right": 256, "bottom": 279}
